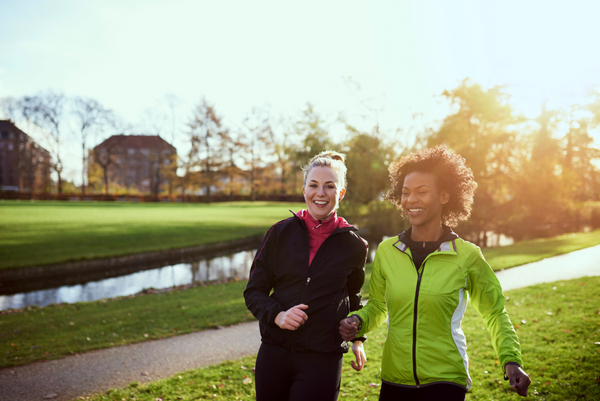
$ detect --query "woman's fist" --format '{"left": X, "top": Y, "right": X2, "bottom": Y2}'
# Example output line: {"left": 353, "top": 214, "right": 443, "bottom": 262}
{"left": 275, "top": 304, "right": 309, "bottom": 330}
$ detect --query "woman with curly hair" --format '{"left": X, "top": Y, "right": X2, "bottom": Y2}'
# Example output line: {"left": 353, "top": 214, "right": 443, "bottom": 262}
{"left": 339, "top": 145, "right": 530, "bottom": 400}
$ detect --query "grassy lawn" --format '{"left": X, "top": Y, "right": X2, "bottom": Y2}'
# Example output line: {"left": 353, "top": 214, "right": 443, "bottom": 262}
{"left": 482, "top": 228, "right": 600, "bottom": 271}
{"left": 1, "top": 199, "right": 597, "bottom": 271}
{"left": 0, "top": 280, "right": 255, "bottom": 368}
{"left": 88, "top": 277, "right": 600, "bottom": 401}
{"left": 0, "top": 201, "right": 303, "bottom": 269}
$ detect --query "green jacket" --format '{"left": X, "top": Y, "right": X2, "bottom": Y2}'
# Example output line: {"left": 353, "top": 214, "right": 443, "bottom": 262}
{"left": 353, "top": 235, "right": 522, "bottom": 390}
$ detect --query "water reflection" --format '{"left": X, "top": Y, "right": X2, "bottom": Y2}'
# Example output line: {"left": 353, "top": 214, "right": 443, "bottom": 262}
{"left": 0, "top": 249, "right": 256, "bottom": 311}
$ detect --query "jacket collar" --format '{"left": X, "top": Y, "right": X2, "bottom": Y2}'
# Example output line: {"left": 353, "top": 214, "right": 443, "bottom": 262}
{"left": 395, "top": 226, "right": 458, "bottom": 254}
{"left": 289, "top": 209, "right": 358, "bottom": 233}
{"left": 393, "top": 238, "right": 458, "bottom": 255}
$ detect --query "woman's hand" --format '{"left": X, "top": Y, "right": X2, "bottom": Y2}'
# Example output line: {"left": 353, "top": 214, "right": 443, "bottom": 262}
{"left": 339, "top": 316, "right": 360, "bottom": 341}
{"left": 350, "top": 341, "right": 366, "bottom": 371}
{"left": 505, "top": 365, "right": 531, "bottom": 397}
{"left": 274, "top": 304, "right": 309, "bottom": 330}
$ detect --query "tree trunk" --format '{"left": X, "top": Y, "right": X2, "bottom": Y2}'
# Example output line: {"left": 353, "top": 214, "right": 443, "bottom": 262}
{"left": 479, "top": 230, "right": 488, "bottom": 248}
{"left": 103, "top": 167, "right": 109, "bottom": 195}
{"left": 250, "top": 168, "right": 256, "bottom": 202}
{"left": 81, "top": 144, "right": 86, "bottom": 195}
{"left": 57, "top": 172, "right": 63, "bottom": 194}
{"left": 228, "top": 169, "right": 234, "bottom": 201}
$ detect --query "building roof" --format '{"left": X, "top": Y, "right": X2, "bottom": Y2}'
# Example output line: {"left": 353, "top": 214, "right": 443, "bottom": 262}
{"left": 95, "top": 135, "right": 176, "bottom": 151}
{"left": 0, "top": 120, "right": 51, "bottom": 155}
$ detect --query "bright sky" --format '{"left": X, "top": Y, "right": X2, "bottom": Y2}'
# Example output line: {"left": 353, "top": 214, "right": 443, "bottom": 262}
{"left": 1, "top": 0, "right": 599, "bottom": 183}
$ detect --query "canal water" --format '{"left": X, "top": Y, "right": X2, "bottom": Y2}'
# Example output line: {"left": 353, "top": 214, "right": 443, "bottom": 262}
{"left": 0, "top": 230, "right": 510, "bottom": 311}
{"left": 0, "top": 248, "right": 257, "bottom": 311}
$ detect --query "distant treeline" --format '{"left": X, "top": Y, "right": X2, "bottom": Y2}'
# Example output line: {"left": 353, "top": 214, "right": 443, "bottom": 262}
{"left": 0, "top": 191, "right": 303, "bottom": 203}
{"left": 2, "top": 79, "right": 600, "bottom": 244}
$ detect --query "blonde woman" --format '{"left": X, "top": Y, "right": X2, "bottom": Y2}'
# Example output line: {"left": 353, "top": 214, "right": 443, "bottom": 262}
{"left": 244, "top": 151, "right": 368, "bottom": 401}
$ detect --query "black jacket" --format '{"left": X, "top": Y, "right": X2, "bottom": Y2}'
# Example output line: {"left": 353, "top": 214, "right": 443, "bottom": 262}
{"left": 244, "top": 212, "right": 368, "bottom": 353}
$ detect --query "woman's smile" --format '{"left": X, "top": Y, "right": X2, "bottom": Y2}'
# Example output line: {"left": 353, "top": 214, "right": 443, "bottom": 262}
{"left": 401, "top": 171, "right": 448, "bottom": 239}
{"left": 303, "top": 166, "right": 345, "bottom": 221}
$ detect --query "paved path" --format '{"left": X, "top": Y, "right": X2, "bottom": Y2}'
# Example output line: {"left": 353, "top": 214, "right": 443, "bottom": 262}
{"left": 0, "top": 323, "right": 261, "bottom": 401}
{"left": 495, "top": 244, "right": 600, "bottom": 291}
{"left": 1, "top": 244, "right": 599, "bottom": 401}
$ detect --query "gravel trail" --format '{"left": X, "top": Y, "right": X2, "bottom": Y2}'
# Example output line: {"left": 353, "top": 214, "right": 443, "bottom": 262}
{"left": 1, "top": 244, "right": 599, "bottom": 401}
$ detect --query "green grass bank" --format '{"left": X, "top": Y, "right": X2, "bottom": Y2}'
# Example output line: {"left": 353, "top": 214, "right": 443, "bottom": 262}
{"left": 1, "top": 280, "right": 255, "bottom": 368}
{"left": 88, "top": 277, "right": 600, "bottom": 401}
{"left": 0, "top": 201, "right": 304, "bottom": 269}
{"left": 482, "top": 229, "right": 600, "bottom": 271}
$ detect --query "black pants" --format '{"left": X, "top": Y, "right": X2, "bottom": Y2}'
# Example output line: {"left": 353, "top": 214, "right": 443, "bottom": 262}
{"left": 254, "top": 342, "right": 343, "bottom": 401}
{"left": 379, "top": 381, "right": 466, "bottom": 401}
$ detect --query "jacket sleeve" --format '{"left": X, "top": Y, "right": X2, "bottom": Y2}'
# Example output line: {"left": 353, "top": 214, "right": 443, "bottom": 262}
{"left": 347, "top": 240, "right": 367, "bottom": 313}
{"left": 243, "top": 225, "right": 284, "bottom": 328}
{"left": 346, "top": 239, "right": 368, "bottom": 342}
{"left": 351, "top": 247, "right": 388, "bottom": 337}
{"left": 467, "top": 247, "right": 523, "bottom": 369}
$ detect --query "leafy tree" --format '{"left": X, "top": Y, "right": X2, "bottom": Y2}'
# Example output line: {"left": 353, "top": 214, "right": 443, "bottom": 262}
{"left": 343, "top": 128, "right": 394, "bottom": 205}
{"left": 427, "top": 80, "right": 525, "bottom": 244}
{"left": 559, "top": 107, "right": 600, "bottom": 202}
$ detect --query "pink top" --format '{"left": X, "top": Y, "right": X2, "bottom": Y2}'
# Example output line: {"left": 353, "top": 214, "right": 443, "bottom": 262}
{"left": 296, "top": 209, "right": 354, "bottom": 265}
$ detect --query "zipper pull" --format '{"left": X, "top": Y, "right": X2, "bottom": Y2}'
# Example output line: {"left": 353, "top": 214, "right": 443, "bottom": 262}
{"left": 306, "top": 277, "right": 311, "bottom": 285}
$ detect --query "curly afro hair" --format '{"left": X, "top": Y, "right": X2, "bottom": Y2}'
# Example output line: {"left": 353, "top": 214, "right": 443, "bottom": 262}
{"left": 385, "top": 145, "right": 477, "bottom": 227}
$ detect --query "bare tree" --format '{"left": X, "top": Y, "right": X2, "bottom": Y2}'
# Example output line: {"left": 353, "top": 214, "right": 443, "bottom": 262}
{"left": 139, "top": 94, "right": 184, "bottom": 145}
{"left": 92, "top": 140, "right": 118, "bottom": 195}
{"left": 18, "top": 91, "right": 68, "bottom": 193}
{"left": 0, "top": 97, "right": 21, "bottom": 121}
{"left": 18, "top": 137, "right": 50, "bottom": 195}
{"left": 179, "top": 123, "right": 202, "bottom": 198}
{"left": 161, "top": 94, "right": 184, "bottom": 194}
{"left": 269, "top": 114, "right": 295, "bottom": 194}
{"left": 219, "top": 128, "right": 246, "bottom": 200}
{"left": 240, "top": 107, "right": 273, "bottom": 201}
{"left": 72, "top": 97, "right": 111, "bottom": 195}
{"left": 90, "top": 112, "right": 126, "bottom": 195}
{"left": 163, "top": 94, "right": 184, "bottom": 145}
{"left": 188, "top": 98, "right": 224, "bottom": 203}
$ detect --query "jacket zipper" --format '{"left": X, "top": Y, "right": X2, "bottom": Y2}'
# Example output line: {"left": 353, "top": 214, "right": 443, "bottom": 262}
{"left": 300, "top": 277, "right": 311, "bottom": 301}
{"left": 292, "top": 276, "right": 311, "bottom": 352}
{"left": 412, "top": 261, "right": 426, "bottom": 387}
{"left": 299, "top": 217, "right": 319, "bottom": 303}
{"left": 289, "top": 218, "right": 352, "bottom": 351}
